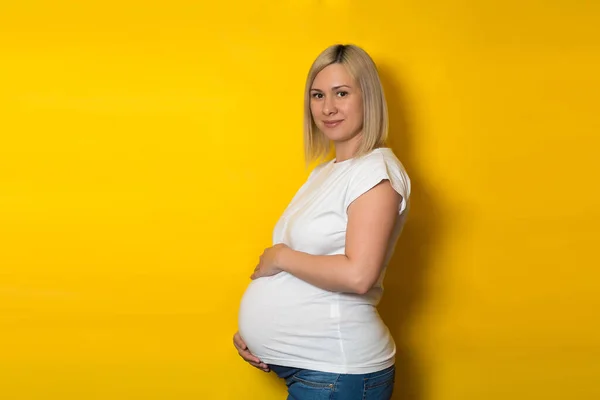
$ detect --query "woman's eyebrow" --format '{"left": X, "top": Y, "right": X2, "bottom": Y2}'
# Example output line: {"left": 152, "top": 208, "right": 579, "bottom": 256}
{"left": 310, "top": 85, "right": 352, "bottom": 91}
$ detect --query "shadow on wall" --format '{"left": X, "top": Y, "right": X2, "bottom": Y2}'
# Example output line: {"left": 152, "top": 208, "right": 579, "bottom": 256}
{"left": 377, "top": 65, "right": 444, "bottom": 400}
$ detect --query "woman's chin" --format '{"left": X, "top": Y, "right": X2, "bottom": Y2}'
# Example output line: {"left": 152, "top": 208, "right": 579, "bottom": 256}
{"left": 321, "top": 130, "right": 351, "bottom": 142}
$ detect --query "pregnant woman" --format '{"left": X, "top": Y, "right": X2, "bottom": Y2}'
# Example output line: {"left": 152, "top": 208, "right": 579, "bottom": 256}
{"left": 234, "top": 44, "right": 411, "bottom": 400}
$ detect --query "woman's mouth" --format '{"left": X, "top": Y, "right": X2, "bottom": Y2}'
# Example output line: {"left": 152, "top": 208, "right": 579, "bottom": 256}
{"left": 323, "top": 120, "right": 343, "bottom": 128}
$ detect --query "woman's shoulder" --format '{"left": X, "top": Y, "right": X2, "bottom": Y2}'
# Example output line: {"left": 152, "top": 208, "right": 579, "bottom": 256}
{"left": 354, "top": 148, "right": 408, "bottom": 177}
{"left": 347, "top": 147, "right": 411, "bottom": 208}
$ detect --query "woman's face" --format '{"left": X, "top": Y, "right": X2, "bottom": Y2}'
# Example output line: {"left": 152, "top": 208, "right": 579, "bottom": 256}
{"left": 310, "top": 63, "right": 364, "bottom": 143}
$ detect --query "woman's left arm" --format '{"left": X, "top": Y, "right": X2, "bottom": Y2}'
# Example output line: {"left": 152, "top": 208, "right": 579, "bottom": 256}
{"left": 251, "top": 180, "right": 401, "bottom": 295}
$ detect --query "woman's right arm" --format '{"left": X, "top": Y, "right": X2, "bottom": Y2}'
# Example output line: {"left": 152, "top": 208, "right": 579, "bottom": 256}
{"left": 233, "top": 332, "right": 270, "bottom": 372}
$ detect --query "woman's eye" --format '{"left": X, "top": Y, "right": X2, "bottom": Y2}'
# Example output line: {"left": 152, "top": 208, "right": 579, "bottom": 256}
{"left": 337, "top": 91, "right": 348, "bottom": 97}
{"left": 312, "top": 93, "right": 324, "bottom": 99}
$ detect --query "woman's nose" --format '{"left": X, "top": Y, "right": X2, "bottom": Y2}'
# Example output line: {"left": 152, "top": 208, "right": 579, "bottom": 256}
{"left": 322, "top": 97, "right": 336, "bottom": 115}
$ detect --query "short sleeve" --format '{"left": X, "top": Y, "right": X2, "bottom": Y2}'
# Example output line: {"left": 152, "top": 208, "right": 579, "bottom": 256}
{"left": 344, "top": 152, "right": 411, "bottom": 214}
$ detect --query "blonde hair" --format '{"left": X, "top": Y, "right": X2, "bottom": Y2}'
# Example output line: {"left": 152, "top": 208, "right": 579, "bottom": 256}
{"left": 303, "top": 44, "right": 389, "bottom": 164}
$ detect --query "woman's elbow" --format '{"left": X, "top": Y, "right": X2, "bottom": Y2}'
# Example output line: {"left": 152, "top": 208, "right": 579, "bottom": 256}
{"left": 349, "top": 269, "right": 379, "bottom": 295}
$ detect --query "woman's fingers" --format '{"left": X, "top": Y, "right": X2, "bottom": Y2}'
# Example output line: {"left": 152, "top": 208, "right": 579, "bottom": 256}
{"left": 240, "top": 349, "right": 269, "bottom": 371}
{"left": 234, "top": 332, "right": 268, "bottom": 371}
{"left": 249, "top": 360, "right": 270, "bottom": 372}
{"left": 233, "top": 332, "right": 247, "bottom": 350}
{"left": 238, "top": 347, "right": 260, "bottom": 364}
{"left": 250, "top": 265, "right": 260, "bottom": 280}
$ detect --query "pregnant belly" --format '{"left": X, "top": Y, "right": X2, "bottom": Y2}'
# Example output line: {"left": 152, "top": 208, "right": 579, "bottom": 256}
{"left": 237, "top": 272, "right": 339, "bottom": 362}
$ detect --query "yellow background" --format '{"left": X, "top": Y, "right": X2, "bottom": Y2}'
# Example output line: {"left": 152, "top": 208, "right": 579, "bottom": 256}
{"left": 1, "top": 1, "right": 598, "bottom": 399}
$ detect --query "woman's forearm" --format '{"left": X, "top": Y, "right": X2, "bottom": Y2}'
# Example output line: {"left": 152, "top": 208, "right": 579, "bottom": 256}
{"left": 276, "top": 247, "right": 374, "bottom": 294}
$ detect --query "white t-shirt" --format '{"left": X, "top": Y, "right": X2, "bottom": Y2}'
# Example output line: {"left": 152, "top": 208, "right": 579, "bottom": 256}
{"left": 238, "top": 147, "right": 411, "bottom": 374}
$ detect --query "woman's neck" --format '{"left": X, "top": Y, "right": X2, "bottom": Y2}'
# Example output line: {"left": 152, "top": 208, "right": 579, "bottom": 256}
{"left": 333, "top": 133, "right": 362, "bottom": 163}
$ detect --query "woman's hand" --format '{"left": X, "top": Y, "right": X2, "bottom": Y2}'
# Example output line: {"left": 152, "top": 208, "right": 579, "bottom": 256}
{"left": 250, "top": 243, "right": 289, "bottom": 280}
{"left": 233, "top": 331, "right": 270, "bottom": 372}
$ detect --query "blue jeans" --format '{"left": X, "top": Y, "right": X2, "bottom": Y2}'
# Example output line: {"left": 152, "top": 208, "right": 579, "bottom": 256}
{"left": 269, "top": 364, "right": 395, "bottom": 400}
